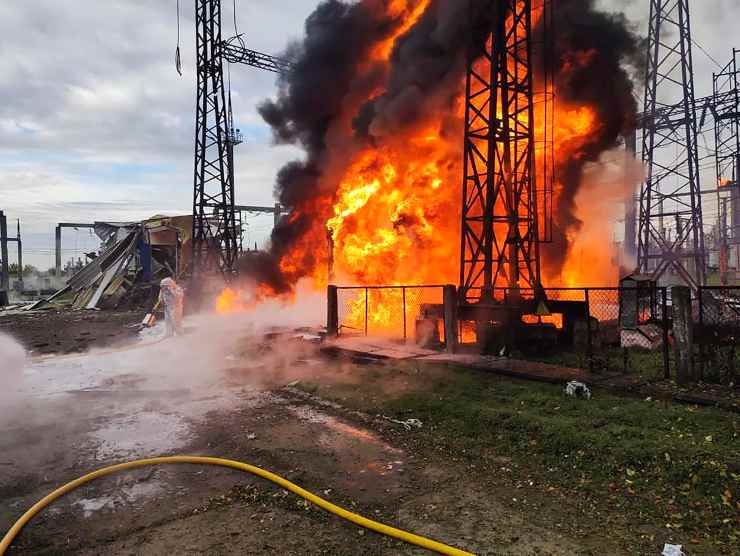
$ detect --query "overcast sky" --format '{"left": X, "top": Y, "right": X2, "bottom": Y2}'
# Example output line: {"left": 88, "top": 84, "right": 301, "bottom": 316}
{"left": 0, "top": 0, "right": 737, "bottom": 269}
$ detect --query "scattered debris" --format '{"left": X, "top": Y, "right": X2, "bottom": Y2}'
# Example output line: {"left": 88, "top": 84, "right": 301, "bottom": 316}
{"left": 620, "top": 323, "right": 663, "bottom": 349}
{"left": 662, "top": 543, "right": 684, "bottom": 556}
{"left": 564, "top": 381, "right": 592, "bottom": 400}
{"left": 28, "top": 216, "right": 192, "bottom": 312}
{"left": 382, "top": 416, "right": 423, "bottom": 431}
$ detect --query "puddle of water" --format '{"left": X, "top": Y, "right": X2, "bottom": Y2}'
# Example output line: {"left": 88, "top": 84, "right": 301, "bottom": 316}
{"left": 91, "top": 412, "right": 189, "bottom": 460}
{"left": 73, "top": 479, "right": 164, "bottom": 518}
{"left": 74, "top": 495, "right": 115, "bottom": 518}
{"left": 288, "top": 405, "right": 403, "bottom": 455}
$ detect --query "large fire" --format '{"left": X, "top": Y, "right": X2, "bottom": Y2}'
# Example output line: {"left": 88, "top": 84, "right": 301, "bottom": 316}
{"left": 217, "top": 1, "right": 640, "bottom": 325}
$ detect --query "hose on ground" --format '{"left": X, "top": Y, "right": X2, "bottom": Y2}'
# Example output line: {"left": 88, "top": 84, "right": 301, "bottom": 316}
{"left": 0, "top": 456, "right": 474, "bottom": 556}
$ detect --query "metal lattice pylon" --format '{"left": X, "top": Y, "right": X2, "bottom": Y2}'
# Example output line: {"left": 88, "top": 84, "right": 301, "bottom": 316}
{"left": 638, "top": 0, "right": 706, "bottom": 288}
{"left": 458, "top": 0, "right": 541, "bottom": 304}
{"left": 714, "top": 49, "right": 739, "bottom": 192}
{"left": 192, "top": 0, "right": 239, "bottom": 279}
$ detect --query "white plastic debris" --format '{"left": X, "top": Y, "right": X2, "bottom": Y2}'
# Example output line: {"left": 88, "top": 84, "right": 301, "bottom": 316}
{"left": 383, "top": 416, "right": 423, "bottom": 431}
{"left": 662, "top": 544, "right": 684, "bottom": 556}
{"left": 564, "top": 381, "right": 592, "bottom": 400}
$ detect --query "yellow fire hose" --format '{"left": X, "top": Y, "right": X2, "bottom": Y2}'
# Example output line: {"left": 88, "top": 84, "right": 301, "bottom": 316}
{"left": 0, "top": 456, "right": 474, "bottom": 555}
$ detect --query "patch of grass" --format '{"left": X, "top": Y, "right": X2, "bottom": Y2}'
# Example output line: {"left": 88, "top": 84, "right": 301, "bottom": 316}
{"left": 383, "top": 367, "right": 739, "bottom": 547}
{"left": 521, "top": 346, "right": 668, "bottom": 377}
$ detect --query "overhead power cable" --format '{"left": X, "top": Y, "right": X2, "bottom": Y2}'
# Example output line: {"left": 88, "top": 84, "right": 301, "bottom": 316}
{"left": 175, "top": 0, "right": 182, "bottom": 76}
{"left": 690, "top": 37, "right": 723, "bottom": 70}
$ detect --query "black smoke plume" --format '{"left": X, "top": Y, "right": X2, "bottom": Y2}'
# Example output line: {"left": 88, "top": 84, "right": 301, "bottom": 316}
{"left": 535, "top": 0, "right": 644, "bottom": 276}
{"left": 247, "top": 0, "right": 643, "bottom": 292}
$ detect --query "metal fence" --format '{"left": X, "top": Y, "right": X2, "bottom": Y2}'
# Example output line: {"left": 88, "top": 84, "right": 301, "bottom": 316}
{"left": 336, "top": 285, "right": 446, "bottom": 344}
{"left": 496, "top": 287, "right": 672, "bottom": 377}
{"left": 330, "top": 283, "right": 738, "bottom": 383}
{"left": 696, "top": 286, "right": 740, "bottom": 383}
{"left": 586, "top": 287, "right": 670, "bottom": 377}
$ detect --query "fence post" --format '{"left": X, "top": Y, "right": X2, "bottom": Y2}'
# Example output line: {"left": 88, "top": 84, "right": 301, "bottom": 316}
{"left": 402, "top": 287, "right": 407, "bottom": 342}
{"left": 661, "top": 287, "right": 670, "bottom": 380}
{"left": 364, "top": 287, "right": 369, "bottom": 336}
{"left": 671, "top": 286, "right": 694, "bottom": 384}
{"left": 327, "top": 285, "right": 339, "bottom": 337}
{"left": 585, "top": 288, "right": 593, "bottom": 372}
{"left": 698, "top": 287, "right": 705, "bottom": 381}
{"left": 443, "top": 285, "right": 459, "bottom": 353}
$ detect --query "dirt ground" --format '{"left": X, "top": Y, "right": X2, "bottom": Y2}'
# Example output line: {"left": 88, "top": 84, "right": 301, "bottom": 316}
{"left": 0, "top": 309, "right": 143, "bottom": 355}
{"left": 0, "top": 311, "right": 734, "bottom": 554}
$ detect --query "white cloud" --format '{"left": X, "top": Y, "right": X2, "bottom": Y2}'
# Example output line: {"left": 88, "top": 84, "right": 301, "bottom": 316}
{"left": 0, "top": 0, "right": 315, "bottom": 266}
{"left": 1, "top": 0, "right": 737, "bottom": 268}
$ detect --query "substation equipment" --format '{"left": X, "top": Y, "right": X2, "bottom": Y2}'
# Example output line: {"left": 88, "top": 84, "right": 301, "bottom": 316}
{"left": 630, "top": 3, "right": 739, "bottom": 290}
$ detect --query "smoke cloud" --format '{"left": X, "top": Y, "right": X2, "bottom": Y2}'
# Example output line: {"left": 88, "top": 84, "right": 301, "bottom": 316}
{"left": 537, "top": 0, "right": 644, "bottom": 277}
{"left": 249, "top": 0, "right": 643, "bottom": 291}
{"left": 0, "top": 332, "right": 26, "bottom": 403}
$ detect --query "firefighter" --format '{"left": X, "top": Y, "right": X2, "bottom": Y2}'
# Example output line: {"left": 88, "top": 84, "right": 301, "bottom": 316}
{"left": 159, "top": 277, "right": 184, "bottom": 337}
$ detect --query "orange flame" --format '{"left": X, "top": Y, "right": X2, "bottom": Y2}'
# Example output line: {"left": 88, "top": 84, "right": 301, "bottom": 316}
{"left": 216, "top": 288, "right": 252, "bottom": 314}
{"left": 227, "top": 2, "right": 628, "bottom": 333}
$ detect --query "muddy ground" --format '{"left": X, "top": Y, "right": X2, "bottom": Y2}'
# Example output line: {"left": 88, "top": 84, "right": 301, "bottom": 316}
{"left": 0, "top": 309, "right": 142, "bottom": 355}
{"left": 0, "top": 311, "right": 735, "bottom": 555}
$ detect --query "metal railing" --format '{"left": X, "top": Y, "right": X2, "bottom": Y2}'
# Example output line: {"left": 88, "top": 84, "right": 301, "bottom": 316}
{"left": 696, "top": 286, "right": 739, "bottom": 383}
{"left": 335, "top": 285, "right": 447, "bottom": 343}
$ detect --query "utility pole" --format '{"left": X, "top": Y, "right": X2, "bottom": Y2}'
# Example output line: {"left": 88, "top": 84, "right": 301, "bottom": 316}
{"left": 458, "top": 0, "right": 543, "bottom": 304}
{"left": 638, "top": 0, "right": 705, "bottom": 288}
{"left": 191, "top": 0, "right": 239, "bottom": 281}
{"left": 0, "top": 211, "right": 9, "bottom": 305}
{"left": 189, "top": 1, "right": 291, "bottom": 283}
{"left": 15, "top": 220, "right": 22, "bottom": 291}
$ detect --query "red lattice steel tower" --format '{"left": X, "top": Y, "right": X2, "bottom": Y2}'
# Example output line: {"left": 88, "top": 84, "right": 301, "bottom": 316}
{"left": 459, "top": 0, "right": 542, "bottom": 304}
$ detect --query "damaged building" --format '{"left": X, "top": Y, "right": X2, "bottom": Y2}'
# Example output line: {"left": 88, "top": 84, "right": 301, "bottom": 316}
{"left": 31, "top": 216, "right": 193, "bottom": 311}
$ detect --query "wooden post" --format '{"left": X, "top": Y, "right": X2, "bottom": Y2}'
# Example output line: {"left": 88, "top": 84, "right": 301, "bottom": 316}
{"left": 402, "top": 287, "right": 407, "bottom": 342}
{"left": 662, "top": 287, "right": 670, "bottom": 379}
{"left": 443, "top": 284, "right": 458, "bottom": 353}
{"left": 585, "top": 289, "right": 593, "bottom": 372}
{"left": 671, "top": 286, "right": 694, "bottom": 384}
{"left": 326, "top": 285, "right": 339, "bottom": 337}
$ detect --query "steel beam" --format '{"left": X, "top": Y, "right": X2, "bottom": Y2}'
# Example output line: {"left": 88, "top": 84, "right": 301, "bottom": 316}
{"left": 55, "top": 223, "right": 95, "bottom": 275}
{"left": 221, "top": 38, "right": 292, "bottom": 74}
{"left": 459, "top": 0, "right": 542, "bottom": 304}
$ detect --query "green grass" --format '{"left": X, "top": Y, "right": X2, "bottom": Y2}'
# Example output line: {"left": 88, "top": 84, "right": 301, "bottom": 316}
{"left": 523, "top": 344, "right": 740, "bottom": 385}
{"left": 519, "top": 346, "right": 668, "bottom": 377}
{"left": 381, "top": 367, "right": 739, "bottom": 546}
